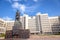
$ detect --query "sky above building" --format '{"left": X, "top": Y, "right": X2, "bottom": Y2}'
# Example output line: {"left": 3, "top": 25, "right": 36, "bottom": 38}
{"left": 0, "top": 0, "right": 60, "bottom": 20}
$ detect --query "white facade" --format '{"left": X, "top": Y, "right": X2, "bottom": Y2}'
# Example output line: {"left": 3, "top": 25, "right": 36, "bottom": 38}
{"left": 28, "top": 16, "right": 37, "bottom": 33}
{"left": 40, "top": 14, "right": 52, "bottom": 34}
{"left": 23, "top": 14, "right": 29, "bottom": 29}
{"left": 0, "top": 13, "right": 60, "bottom": 34}
{"left": 0, "top": 27, "right": 6, "bottom": 34}
{"left": 20, "top": 14, "right": 29, "bottom": 29}
{"left": 0, "top": 18, "right": 5, "bottom": 27}
{"left": 36, "top": 13, "right": 52, "bottom": 34}
{"left": 5, "top": 21, "right": 14, "bottom": 30}
{"left": 0, "top": 18, "right": 6, "bottom": 34}
{"left": 49, "top": 16, "right": 60, "bottom": 34}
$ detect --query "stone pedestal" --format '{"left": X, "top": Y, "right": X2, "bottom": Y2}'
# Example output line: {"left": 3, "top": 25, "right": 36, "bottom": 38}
{"left": 5, "top": 29, "right": 30, "bottom": 39}
{"left": 5, "top": 30, "right": 13, "bottom": 38}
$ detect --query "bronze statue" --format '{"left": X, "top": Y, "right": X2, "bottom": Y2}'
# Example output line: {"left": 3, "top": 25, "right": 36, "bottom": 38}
{"left": 6, "top": 10, "right": 30, "bottom": 39}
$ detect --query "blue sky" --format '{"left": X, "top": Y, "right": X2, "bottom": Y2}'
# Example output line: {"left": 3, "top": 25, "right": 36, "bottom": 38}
{"left": 0, "top": 0, "right": 60, "bottom": 20}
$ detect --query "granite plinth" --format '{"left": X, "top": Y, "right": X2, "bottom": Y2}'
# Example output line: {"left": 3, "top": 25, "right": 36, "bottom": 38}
{"left": 5, "top": 30, "right": 13, "bottom": 38}
{"left": 5, "top": 29, "right": 30, "bottom": 39}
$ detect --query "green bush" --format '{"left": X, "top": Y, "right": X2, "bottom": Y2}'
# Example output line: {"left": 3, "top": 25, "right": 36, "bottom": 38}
{"left": 0, "top": 33, "right": 5, "bottom": 37}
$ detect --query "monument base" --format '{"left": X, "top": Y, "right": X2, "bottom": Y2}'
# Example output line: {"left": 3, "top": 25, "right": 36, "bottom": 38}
{"left": 5, "top": 29, "right": 30, "bottom": 39}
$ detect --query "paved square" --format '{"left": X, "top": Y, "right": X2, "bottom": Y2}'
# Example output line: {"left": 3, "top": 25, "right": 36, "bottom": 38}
{"left": 1, "top": 35, "right": 60, "bottom": 40}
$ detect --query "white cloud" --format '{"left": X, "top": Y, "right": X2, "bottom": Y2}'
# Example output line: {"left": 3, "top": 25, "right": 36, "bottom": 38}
{"left": 25, "top": 4, "right": 38, "bottom": 13}
{"left": 33, "top": 0, "right": 38, "bottom": 2}
{"left": 12, "top": 2, "right": 26, "bottom": 13}
{"left": 2, "top": 16, "right": 13, "bottom": 21}
{"left": 19, "top": 4, "right": 26, "bottom": 12}
{"left": 12, "top": 2, "right": 38, "bottom": 15}
{"left": 36, "top": 12, "right": 41, "bottom": 15}
{"left": 12, "top": 2, "right": 19, "bottom": 8}
{"left": 13, "top": 0, "right": 19, "bottom": 1}
{"left": 6, "top": 0, "right": 21, "bottom": 3}
{"left": 12, "top": 0, "right": 21, "bottom": 1}
{"left": 11, "top": 1, "right": 38, "bottom": 15}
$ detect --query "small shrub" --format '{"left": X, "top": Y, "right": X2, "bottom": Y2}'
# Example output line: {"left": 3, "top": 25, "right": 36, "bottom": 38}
{"left": 0, "top": 33, "right": 5, "bottom": 37}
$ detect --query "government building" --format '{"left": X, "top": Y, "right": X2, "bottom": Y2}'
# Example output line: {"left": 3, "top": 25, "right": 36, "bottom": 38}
{"left": 0, "top": 12, "right": 60, "bottom": 35}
